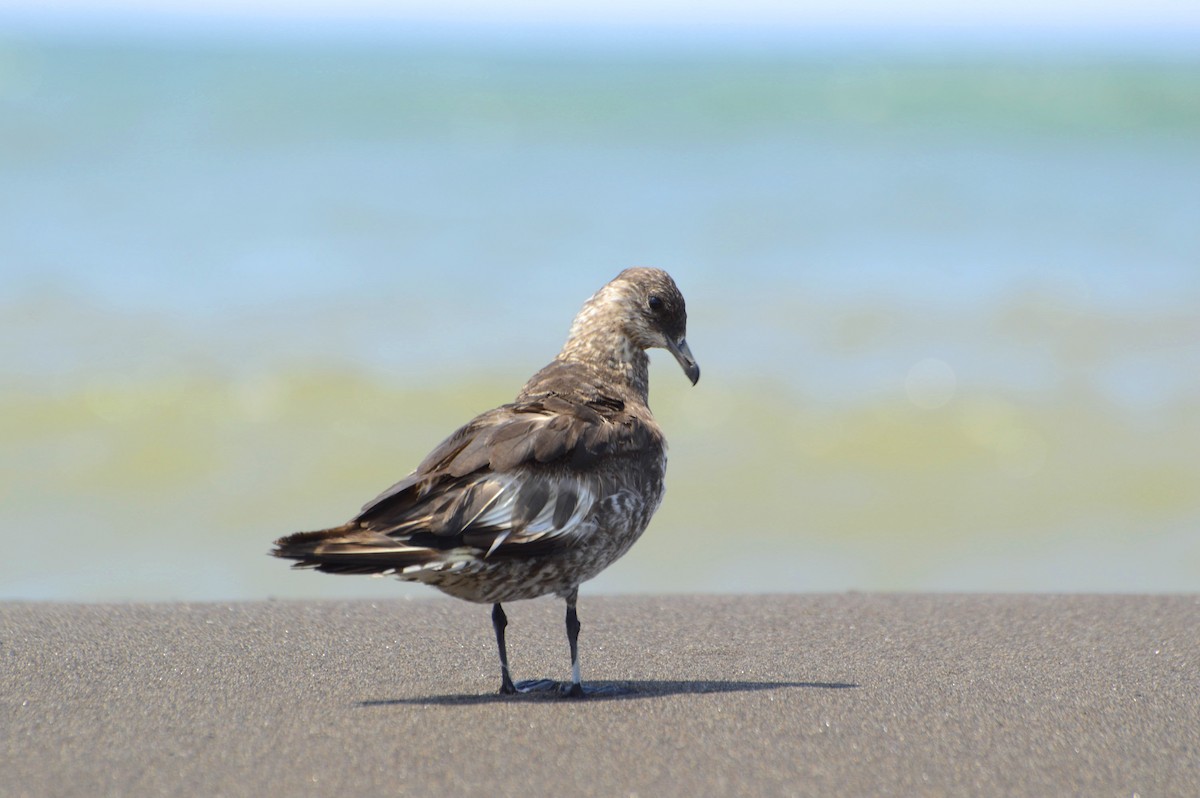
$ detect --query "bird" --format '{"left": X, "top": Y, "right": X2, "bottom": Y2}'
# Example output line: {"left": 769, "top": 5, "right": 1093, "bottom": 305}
{"left": 271, "top": 267, "right": 699, "bottom": 697}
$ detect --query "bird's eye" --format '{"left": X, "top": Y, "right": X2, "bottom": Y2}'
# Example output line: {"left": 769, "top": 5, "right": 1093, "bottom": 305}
{"left": 648, "top": 295, "right": 664, "bottom": 312}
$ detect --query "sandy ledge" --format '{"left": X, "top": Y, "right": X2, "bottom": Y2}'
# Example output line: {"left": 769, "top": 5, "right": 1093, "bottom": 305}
{"left": 3, "top": 593, "right": 1198, "bottom": 796}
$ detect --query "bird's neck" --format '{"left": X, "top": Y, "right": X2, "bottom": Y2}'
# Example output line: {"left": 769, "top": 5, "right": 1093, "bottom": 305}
{"left": 556, "top": 313, "right": 651, "bottom": 404}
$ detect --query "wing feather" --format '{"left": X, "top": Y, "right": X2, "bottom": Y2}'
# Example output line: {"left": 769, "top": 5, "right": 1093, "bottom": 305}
{"left": 312, "top": 365, "right": 661, "bottom": 563}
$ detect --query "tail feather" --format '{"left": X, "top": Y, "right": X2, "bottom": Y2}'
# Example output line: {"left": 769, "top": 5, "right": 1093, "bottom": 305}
{"left": 271, "top": 523, "right": 443, "bottom": 576}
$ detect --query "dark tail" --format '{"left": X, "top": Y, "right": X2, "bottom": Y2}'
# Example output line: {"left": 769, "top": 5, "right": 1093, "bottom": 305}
{"left": 271, "top": 524, "right": 438, "bottom": 576}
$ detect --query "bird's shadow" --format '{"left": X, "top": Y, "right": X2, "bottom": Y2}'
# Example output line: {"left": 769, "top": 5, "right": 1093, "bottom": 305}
{"left": 359, "top": 679, "right": 857, "bottom": 706}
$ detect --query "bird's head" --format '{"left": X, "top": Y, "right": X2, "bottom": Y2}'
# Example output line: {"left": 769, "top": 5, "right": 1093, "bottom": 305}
{"left": 608, "top": 267, "right": 700, "bottom": 386}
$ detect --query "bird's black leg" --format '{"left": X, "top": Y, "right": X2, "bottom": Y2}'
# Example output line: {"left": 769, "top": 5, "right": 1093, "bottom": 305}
{"left": 559, "top": 591, "right": 625, "bottom": 697}
{"left": 503, "top": 589, "right": 620, "bottom": 698}
{"left": 564, "top": 595, "right": 584, "bottom": 698}
{"left": 492, "top": 603, "right": 517, "bottom": 695}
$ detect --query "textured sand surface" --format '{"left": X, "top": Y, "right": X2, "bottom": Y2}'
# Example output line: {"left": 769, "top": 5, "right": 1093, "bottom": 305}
{"left": 3, "top": 594, "right": 1197, "bottom": 796}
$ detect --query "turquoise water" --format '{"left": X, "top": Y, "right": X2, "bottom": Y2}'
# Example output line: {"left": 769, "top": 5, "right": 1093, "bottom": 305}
{"left": 2, "top": 31, "right": 1198, "bottom": 600}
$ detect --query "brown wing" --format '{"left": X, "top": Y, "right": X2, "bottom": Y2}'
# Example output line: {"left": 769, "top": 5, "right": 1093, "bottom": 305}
{"left": 272, "top": 374, "right": 662, "bottom": 571}
{"left": 353, "top": 385, "right": 652, "bottom": 533}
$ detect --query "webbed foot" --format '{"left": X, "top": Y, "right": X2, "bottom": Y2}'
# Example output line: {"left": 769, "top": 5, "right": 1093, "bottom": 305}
{"left": 510, "top": 679, "right": 626, "bottom": 698}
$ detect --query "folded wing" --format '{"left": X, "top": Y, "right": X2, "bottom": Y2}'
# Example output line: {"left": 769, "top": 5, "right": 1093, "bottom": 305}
{"left": 272, "top": 387, "right": 655, "bottom": 574}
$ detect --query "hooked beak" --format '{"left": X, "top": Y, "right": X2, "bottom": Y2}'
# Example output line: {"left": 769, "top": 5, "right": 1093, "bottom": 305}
{"left": 666, "top": 337, "right": 700, "bottom": 386}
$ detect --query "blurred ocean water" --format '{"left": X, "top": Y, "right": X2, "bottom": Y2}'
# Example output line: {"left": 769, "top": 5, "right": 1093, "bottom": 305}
{"left": 1, "top": 31, "right": 1198, "bottom": 600}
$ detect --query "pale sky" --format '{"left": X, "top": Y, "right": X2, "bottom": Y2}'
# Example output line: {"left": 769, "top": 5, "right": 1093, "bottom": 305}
{"left": 3, "top": 0, "right": 1199, "bottom": 32}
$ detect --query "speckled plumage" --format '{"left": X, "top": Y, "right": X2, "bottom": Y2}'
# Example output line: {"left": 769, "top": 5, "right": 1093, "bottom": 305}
{"left": 272, "top": 267, "right": 698, "bottom": 696}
